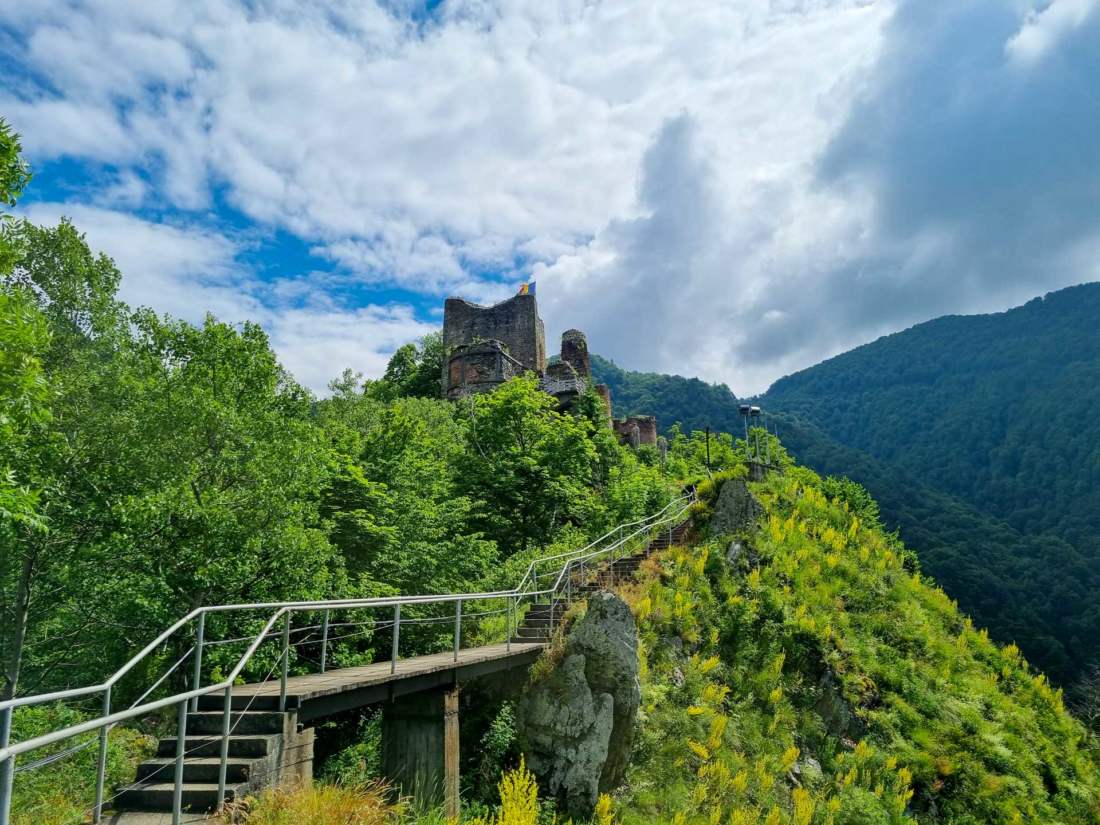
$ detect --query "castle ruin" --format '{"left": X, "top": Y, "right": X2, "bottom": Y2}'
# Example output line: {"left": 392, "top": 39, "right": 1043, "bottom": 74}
{"left": 441, "top": 292, "right": 657, "bottom": 446}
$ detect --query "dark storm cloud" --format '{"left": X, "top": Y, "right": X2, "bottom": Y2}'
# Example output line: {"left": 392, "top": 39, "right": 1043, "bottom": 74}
{"left": 819, "top": 0, "right": 1100, "bottom": 312}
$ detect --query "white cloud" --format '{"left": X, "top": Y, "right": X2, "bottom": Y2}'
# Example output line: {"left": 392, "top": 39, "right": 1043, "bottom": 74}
{"left": 5, "top": 0, "right": 1098, "bottom": 396}
{"left": 17, "top": 202, "right": 256, "bottom": 323}
{"left": 1006, "top": 0, "right": 1099, "bottom": 65}
{"left": 14, "top": 204, "right": 435, "bottom": 393}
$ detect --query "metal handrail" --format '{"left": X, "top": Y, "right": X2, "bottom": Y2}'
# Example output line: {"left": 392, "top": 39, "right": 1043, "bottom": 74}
{"left": 0, "top": 492, "right": 693, "bottom": 825}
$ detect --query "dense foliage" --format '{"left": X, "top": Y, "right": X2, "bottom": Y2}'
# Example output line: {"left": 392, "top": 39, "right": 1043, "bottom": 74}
{"left": 590, "top": 354, "right": 741, "bottom": 436}
{"left": 615, "top": 453, "right": 1100, "bottom": 824}
{"left": 591, "top": 301, "right": 1100, "bottom": 687}
{"left": 0, "top": 128, "right": 672, "bottom": 822}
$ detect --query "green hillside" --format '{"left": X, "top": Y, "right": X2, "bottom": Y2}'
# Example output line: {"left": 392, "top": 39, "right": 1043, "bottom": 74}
{"left": 614, "top": 456, "right": 1100, "bottom": 824}
{"left": 591, "top": 353, "right": 741, "bottom": 435}
{"left": 763, "top": 284, "right": 1100, "bottom": 549}
{"left": 590, "top": 289, "right": 1100, "bottom": 685}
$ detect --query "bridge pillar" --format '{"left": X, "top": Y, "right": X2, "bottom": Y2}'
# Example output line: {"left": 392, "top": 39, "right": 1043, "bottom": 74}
{"left": 381, "top": 686, "right": 460, "bottom": 817}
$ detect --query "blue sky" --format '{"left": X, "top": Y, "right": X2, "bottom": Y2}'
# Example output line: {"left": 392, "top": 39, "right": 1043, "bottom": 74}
{"left": 2, "top": 0, "right": 1098, "bottom": 394}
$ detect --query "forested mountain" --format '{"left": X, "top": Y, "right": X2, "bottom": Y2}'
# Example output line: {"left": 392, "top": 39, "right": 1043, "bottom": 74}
{"left": 590, "top": 353, "right": 741, "bottom": 435}
{"left": 591, "top": 289, "right": 1100, "bottom": 685}
{"left": 764, "top": 284, "right": 1100, "bottom": 547}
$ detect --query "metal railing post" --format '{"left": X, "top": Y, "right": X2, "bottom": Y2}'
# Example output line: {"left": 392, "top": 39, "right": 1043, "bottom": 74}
{"left": 391, "top": 604, "right": 401, "bottom": 674}
{"left": 0, "top": 707, "right": 13, "bottom": 825}
{"left": 279, "top": 611, "right": 291, "bottom": 713}
{"left": 217, "top": 683, "right": 232, "bottom": 810}
{"left": 506, "top": 597, "right": 513, "bottom": 653}
{"left": 454, "top": 600, "right": 462, "bottom": 662}
{"left": 190, "top": 612, "right": 205, "bottom": 713}
{"left": 320, "top": 609, "right": 330, "bottom": 673}
{"left": 93, "top": 685, "right": 111, "bottom": 822}
{"left": 566, "top": 562, "right": 572, "bottom": 604}
{"left": 172, "top": 697, "right": 188, "bottom": 825}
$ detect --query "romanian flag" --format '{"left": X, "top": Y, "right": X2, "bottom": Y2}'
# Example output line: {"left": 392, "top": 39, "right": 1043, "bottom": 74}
{"left": 517, "top": 281, "right": 537, "bottom": 296}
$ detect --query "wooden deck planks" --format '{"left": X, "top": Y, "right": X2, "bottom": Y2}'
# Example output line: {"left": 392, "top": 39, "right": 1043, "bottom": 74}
{"left": 231, "top": 642, "right": 545, "bottom": 701}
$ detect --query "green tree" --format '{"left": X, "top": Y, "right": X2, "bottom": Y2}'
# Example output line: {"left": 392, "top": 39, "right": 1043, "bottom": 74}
{"left": 317, "top": 392, "right": 495, "bottom": 597}
{"left": 368, "top": 332, "right": 445, "bottom": 401}
{"left": 2, "top": 218, "right": 345, "bottom": 697}
{"left": 458, "top": 376, "right": 599, "bottom": 555}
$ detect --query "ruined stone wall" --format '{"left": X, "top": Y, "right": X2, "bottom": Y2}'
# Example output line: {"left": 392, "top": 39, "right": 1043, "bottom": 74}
{"left": 560, "top": 329, "right": 591, "bottom": 379}
{"left": 442, "top": 294, "right": 547, "bottom": 376}
{"left": 445, "top": 341, "right": 525, "bottom": 400}
{"left": 613, "top": 415, "right": 658, "bottom": 447}
{"left": 594, "top": 384, "right": 613, "bottom": 426}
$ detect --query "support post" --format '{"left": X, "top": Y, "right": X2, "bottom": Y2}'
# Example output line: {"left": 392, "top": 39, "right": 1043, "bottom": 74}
{"left": 320, "top": 609, "right": 330, "bottom": 673}
{"left": 444, "top": 688, "right": 460, "bottom": 820}
{"left": 190, "top": 612, "right": 205, "bottom": 713}
{"left": 391, "top": 604, "right": 401, "bottom": 674}
{"left": 217, "top": 684, "right": 232, "bottom": 809}
{"left": 93, "top": 686, "right": 111, "bottom": 822}
{"left": 506, "top": 597, "right": 513, "bottom": 652}
{"left": 280, "top": 611, "right": 291, "bottom": 713}
{"left": 380, "top": 687, "right": 460, "bottom": 814}
{"left": 172, "top": 698, "right": 188, "bottom": 825}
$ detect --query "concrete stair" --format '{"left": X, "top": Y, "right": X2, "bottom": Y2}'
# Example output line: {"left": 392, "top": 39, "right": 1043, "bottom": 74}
{"left": 115, "top": 710, "right": 286, "bottom": 814}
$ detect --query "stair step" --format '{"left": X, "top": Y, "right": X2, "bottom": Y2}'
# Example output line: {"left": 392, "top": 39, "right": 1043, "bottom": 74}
{"left": 156, "top": 734, "right": 276, "bottom": 759}
{"left": 135, "top": 757, "right": 257, "bottom": 784}
{"left": 185, "top": 710, "right": 285, "bottom": 735}
{"left": 115, "top": 782, "right": 245, "bottom": 812}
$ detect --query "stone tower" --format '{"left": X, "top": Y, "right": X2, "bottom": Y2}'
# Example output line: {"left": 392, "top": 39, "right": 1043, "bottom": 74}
{"left": 442, "top": 294, "right": 547, "bottom": 399}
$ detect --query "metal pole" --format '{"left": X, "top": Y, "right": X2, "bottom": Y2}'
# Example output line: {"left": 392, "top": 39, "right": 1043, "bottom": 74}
{"left": 454, "top": 600, "right": 462, "bottom": 662}
{"left": 172, "top": 698, "right": 188, "bottom": 825}
{"left": 566, "top": 562, "right": 572, "bottom": 604}
{"left": 705, "top": 426, "right": 711, "bottom": 473}
{"left": 0, "top": 707, "right": 13, "bottom": 825}
{"left": 279, "top": 612, "right": 291, "bottom": 713}
{"left": 320, "top": 609, "right": 330, "bottom": 673}
{"left": 765, "top": 418, "right": 772, "bottom": 465}
{"left": 190, "top": 612, "right": 205, "bottom": 713}
{"left": 391, "top": 604, "right": 401, "bottom": 674}
{"left": 506, "top": 597, "right": 513, "bottom": 653}
{"left": 93, "top": 685, "right": 111, "bottom": 822}
{"left": 743, "top": 415, "right": 751, "bottom": 460}
{"left": 217, "top": 684, "right": 232, "bottom": 809}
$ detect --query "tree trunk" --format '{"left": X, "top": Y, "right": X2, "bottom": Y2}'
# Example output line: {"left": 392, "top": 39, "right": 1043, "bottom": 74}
{"left": 2, "top": 546, "right": 36, "bottom": 701}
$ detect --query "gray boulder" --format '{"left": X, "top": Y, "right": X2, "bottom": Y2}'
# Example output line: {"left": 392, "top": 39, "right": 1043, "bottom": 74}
{"left": 516, "top": 592, "right": 641, "bottom": 817}
{"left": 711, "top": 477, "right": 763, "bottom": 536}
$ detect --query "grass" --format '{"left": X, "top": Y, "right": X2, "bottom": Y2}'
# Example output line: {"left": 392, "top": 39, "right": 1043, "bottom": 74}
{"left": 219, "top": 781, "right": 403, "bottom": 824}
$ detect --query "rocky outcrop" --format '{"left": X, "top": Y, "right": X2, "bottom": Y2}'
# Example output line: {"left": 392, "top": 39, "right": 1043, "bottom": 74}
{"left": 710, "top": 477, "right": 762, "bottom": 536}
{"left": 516, "top": 593, "right": 641, "bottom": 817}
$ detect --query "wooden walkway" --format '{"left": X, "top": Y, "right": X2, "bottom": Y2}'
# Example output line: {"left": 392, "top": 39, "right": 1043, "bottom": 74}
{"left": 202, "top": 642, "right": 546, "bottom": 720}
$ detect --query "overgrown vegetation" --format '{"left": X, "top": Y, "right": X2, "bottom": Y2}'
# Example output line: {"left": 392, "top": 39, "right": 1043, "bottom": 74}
{"left": 591, "top": 315, "right": 1100, "bottom": 688}
{"left": 613, "top": 445, "right": 1100, "bottom": 823}
{"left": 0, "top": 123, "right": 676, "bottom": 822}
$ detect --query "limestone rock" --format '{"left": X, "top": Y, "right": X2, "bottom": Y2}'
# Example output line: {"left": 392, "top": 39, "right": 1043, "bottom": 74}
{"left": 814, "top": 669, "right": 866, "bottom": 742}
{"left": 517, "top": 593, "right": 641, "bottom": 817}
{"left": 710, "top": 477, "right": 762, "bottom": 536}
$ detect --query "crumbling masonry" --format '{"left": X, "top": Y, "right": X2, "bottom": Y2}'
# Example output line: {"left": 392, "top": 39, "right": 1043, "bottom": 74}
{"left": 441, "top": 293, "right": 657, "bottom": 446}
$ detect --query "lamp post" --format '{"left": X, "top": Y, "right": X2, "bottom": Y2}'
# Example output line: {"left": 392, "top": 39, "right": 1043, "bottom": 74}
{"left": 739, "top": 404, "right": 751, "bottom": 461}
{"left": 749, "top": 406, "right": 762, "bottom": 461}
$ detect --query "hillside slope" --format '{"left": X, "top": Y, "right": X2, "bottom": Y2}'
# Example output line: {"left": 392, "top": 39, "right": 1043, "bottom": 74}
{"left": 590, "top": 339, "right": 1100, "bottom": 683}
{"left": 763, "top": 283, "right": 1100, "bottom": 549}
{"left": 591, "top": 353, "right": 741, "bottom": 436}
{"left": 614, "top": 457, "right": 1100, "bottom": 824}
